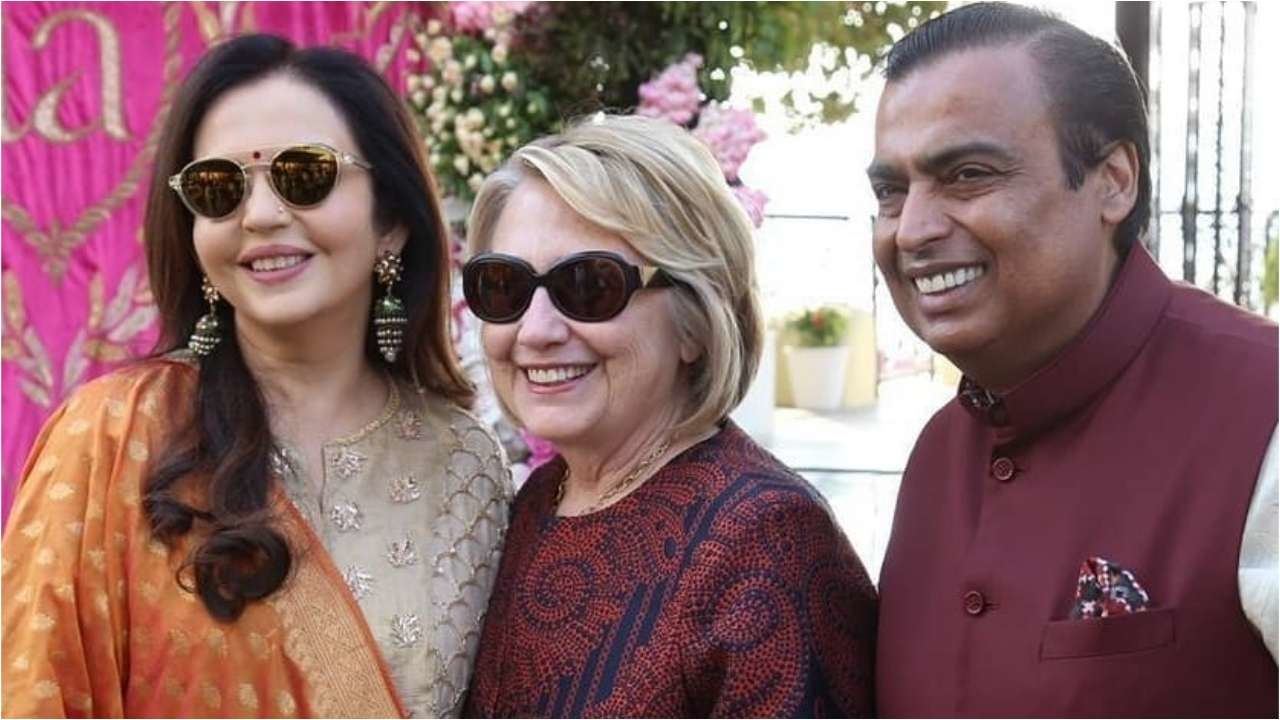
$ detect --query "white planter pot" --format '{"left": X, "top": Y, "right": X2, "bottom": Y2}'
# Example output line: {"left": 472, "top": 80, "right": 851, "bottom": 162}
{"left": 785, "top": 345, "right": 849, "bottom": 411}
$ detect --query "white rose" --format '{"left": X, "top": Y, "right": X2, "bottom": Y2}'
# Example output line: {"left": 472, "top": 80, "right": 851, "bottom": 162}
{"left": 492, "top": 44, "right": 509, "bottom": 64}
{"left": 454, "top": 155, "right": 470, "bottom": 175}
{"left": 501, "top": 71, "right": 518, "bottom": 92}
{"left": 428, "top": 37, "right": 453, "bottom": 65}
{"left": 410, "top": 90, "right": 427, "bottom": 108}
{"left": 429, "top": 152, "right": 441, "bottom": 167}
{"left": 479, "top": 75, "right": 496, "bottom": 94}
{"left": 464, "top": 53, "right": 478, "bottom": 70}
{"left": 466, "top": 108, "right": 485, "bottom": 126}
{"left": 426, "top": 19, "right": 442, "bottom": 36}
{"left": 442, "top": 60, "right": 463, "bottom": 87}
{"left": 421, "top": 75, "right": 435, "bottom": 90}
{"left": 451, "top": 87, "right": 464, "bottom": 104}
{"left": 468, "top": 173, "right": 485, "bottom": 191}
{"left": 497, "top": 103, "right": 512, "bottom": 118}
{"left": 505, "top": 118, "right": 516, "bottom": 130}
{"left": 406, "top": 74, "right": 422, "bottom": 92}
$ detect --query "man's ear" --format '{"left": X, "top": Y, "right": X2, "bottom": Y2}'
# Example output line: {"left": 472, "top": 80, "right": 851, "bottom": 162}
{"left": 1098, "top": 141, "right": 1140, "bottom": 227}
{"left": 377, "top": 223, "right": 409, "bottom": 256}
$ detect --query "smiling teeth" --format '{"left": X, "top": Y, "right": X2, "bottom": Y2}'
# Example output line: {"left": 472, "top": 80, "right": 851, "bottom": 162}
{"left": 250, "top": 256, "right": 306, "bottom": 272}
{"left": 526, "top": 366, "right": 591, "bottom": 384}
{"left": 914, "top": 265, "right": 985, "bottom": 294}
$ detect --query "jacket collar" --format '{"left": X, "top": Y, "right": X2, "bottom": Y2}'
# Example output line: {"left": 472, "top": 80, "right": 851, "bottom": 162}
{"left": 957, "top": 244, "right": 1173, "bottom": 444}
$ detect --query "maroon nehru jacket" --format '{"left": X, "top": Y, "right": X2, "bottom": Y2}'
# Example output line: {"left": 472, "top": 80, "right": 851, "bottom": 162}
{"left": 876, "top": 245, "right": 1278, "bottom": 717}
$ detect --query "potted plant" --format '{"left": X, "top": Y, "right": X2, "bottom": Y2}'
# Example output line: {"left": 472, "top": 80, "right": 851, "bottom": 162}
{"left": 783, "top": 306, "right": 851, "bottom": 411}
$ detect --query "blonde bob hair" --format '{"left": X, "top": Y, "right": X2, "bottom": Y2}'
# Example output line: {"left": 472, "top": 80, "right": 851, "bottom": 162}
{"left": 467, "top": 114, "right": 763, "bottom": 437}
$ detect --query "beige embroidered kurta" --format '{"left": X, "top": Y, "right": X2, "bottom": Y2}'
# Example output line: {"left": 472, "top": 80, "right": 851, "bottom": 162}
{"left": 273, "top": 376, "right": 513, "bottom": 717}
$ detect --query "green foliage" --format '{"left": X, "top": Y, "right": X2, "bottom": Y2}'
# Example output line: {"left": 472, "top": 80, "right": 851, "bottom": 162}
{"left": 513, "top": 1, "right": 945, "bottom": 128}
{"left": 785, "top": 306, "right": 851, "bottom": 347}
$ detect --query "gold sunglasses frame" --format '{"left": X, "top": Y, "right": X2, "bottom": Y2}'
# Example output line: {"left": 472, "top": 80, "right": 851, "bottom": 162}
{"left": 167, "top": 142, "right": 372, "bottom": 219}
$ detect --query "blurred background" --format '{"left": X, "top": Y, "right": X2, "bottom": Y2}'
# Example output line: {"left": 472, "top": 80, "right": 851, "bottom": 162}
{"left": 4, "top": 1, "right": 1276, "bottom": 580}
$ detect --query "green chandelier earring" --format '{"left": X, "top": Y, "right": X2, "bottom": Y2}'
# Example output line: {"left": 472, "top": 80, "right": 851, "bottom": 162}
{"left": 188, "top": 276, "right": 222, "bottom": 357}
{"left": 373, "top": 250, "right": 407, "bottom": 363}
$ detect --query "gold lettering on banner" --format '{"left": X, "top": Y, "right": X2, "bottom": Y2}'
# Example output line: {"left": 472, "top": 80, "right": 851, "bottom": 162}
{"left": 1, "top": 3, "right": 181, "bottom": 283}
{"left": 191, "top": 1, "right": 257, "bottom": 45}
{"left": 23, "top": 11, "right": 129, "bottom": 144}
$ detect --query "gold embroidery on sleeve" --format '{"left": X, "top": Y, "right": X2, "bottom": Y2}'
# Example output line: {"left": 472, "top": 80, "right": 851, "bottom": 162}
{"left": 168, "top": 628, "right": 192, "bottom": 655}
{"left": 68, "top": 692, "right": 92, "bottom": 712}
{"left": 238, "top": 683, "right": 260, "bottom": 712}
{"left": 205, "top": 628, "right": 227, "bottom": 656}
{"left": 139, "top": 581, "right": 160, "bottom": 603}
{"left": 248, "top": 632, "right": 269, "bottom": 659}
{"left": 47, "top": 482, "right": 75, "bottom": 500}
{"left": 34, "top": 456, "right": 59, "bottom": 475}
{"left": 33, "top": 680, "right": 59, "bottom": 699}
{"left": 200, "top": 681, "right": 222, "bottom": 710}
{"left": 277, "top": 690, "right": 298, "bottom": 716}
{"left": 106, "top": 399, "right": 127, "bottom": 418}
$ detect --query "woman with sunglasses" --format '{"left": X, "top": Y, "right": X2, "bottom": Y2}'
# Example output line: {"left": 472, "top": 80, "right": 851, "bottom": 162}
{"left": 462, "top": 115, "right": 877, "bottom": 718}
{"left": 2, "top": 35, "right": 510, "bottom": 717}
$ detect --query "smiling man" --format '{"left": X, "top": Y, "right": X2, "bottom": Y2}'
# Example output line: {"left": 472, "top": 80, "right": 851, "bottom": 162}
{"left": 870, "top": 3, "right": 1278, "bottom": 716}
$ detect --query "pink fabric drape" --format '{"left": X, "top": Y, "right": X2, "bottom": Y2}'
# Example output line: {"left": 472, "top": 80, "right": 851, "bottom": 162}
{"left": 1, "top": 1, "right": 430, "bottom": 525}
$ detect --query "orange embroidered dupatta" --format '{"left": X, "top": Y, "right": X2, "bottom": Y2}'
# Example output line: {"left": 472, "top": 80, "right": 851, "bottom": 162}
{"left": 1, "top": 361, "right": 406, "bottom": 718}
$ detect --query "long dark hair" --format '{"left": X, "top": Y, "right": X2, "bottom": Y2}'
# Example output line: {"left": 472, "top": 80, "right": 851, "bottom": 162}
{"left": 142, "top": 34, "right": 473, "bottom": 620}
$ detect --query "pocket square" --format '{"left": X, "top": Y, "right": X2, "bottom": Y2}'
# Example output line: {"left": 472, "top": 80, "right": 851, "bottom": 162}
{"left": 1069, "top": 556, "right": 1151, "bottom": 619}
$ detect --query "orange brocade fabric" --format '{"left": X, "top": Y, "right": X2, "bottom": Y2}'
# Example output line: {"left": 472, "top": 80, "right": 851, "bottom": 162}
{"left": 0, "top": 360, "right": 406, "bottom": 718}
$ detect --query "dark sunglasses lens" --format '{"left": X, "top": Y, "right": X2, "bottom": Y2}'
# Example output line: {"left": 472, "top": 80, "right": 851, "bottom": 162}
{"left": 465, "top": 260, "right": 535, "bottom": 322}
{"left": 270, "top": 146, "right": 338, "bottom": 206}
{"left": 180, "top": 159, "right": 244, "bottom": 218}
{"left": 548, "top": 256, "right": 629, "bottom": 321}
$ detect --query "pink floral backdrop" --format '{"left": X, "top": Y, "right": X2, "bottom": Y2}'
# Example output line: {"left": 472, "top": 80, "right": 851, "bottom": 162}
{"left": 1, "top": 1, "right": 433, "bottom": 525}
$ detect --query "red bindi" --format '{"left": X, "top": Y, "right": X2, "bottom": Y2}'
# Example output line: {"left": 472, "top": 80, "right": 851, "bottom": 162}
{"left": 252, "top": 150, "right": 262, "bottom": 160}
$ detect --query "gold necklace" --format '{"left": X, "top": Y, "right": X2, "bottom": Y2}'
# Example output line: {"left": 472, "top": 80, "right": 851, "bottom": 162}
{"left": 555, "top": 437, "right": 673, "bottom": 515}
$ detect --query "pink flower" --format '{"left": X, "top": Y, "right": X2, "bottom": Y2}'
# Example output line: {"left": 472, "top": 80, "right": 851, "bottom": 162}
{"left": 637, "top": 54, "right": 703, "bottom": 126}
{"left": 448, "top": 1, "right": 535, "bottom": 33}
{"left": 731, "top": 184, "right": 769, "bottom": 228}
{"left": 692, "top": 104, "right": 766, "bottom": 181}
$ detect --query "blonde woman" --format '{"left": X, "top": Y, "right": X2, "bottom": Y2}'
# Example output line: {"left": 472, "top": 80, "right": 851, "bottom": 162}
{"left": 462, "top": 115, "right": 877, "bottom": 718}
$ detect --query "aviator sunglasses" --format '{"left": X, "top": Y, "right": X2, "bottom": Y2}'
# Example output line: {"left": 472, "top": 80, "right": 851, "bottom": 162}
{"left": 462, "top": 251, "right": 674, "bottom": 323}
{"left": 167, "top": 143, "right": 372, "bottom": 219}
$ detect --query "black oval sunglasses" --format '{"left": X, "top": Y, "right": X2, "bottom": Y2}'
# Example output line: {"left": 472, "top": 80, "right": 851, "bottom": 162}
{"left": 462, "top": 251, "right": 674, "bottom": 323}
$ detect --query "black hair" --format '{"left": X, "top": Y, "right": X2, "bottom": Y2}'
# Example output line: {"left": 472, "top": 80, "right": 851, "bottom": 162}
{"left": 885, "top": 2, "right": 1151, "bottom": 253}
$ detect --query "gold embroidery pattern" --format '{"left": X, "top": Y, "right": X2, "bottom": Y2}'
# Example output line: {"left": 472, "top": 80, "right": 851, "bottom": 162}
{"left": 0, "top": 3, "right": 182, "bottom": 281}
{"left": 269, "top": 516, "right": 401, "bottom": 718}
{"left": 2, "top": 272, "right": 55, "bottom": 408}
{"left": 238, "top": 683, "right": 259, "bottom": 712}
